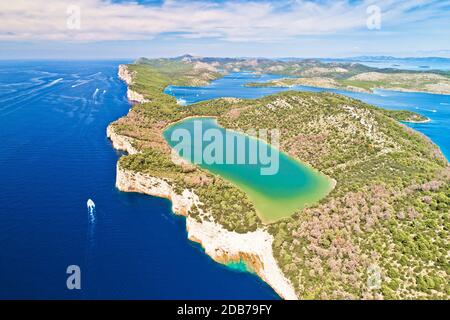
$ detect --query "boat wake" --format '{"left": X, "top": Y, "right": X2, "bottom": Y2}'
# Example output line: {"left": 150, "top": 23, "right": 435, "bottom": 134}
{"left": 71, "top": 79, "right": 92, "bottom": 88}
{"left": 87, "top": 199, "right": 96, "bottom": 223}
{"left": 92, "top": 88, "right": 100, "bottom": 100}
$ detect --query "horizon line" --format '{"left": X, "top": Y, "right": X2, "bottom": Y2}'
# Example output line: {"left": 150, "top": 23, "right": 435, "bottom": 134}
{"left": 2, "top": 55, "right": 450, "bottom": 62}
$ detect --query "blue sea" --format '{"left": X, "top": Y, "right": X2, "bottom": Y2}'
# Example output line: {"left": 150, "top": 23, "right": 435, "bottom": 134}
{"left": 0, "top": 61, "right": 279, "bottom": 299}
{"left": 1, "top": 61, "right": 449, "bottom": 300}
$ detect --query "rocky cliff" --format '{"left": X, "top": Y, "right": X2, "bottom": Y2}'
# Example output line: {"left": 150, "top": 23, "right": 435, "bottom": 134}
{"left": 114, "top": 165, "right": 298, "bottom": 300}
{"left": 110, "top": 64, "right": 298, "bottom": 300}
{"left": 118, "top": 65, "right": 150, "bottom": 103}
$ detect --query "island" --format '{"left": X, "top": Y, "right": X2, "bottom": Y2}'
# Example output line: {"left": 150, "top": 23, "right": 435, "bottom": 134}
{"left": 108, "top": 56, "right": 449, "bottom": 300}
{"left": 245, "top": 72, "right": 450, "bottom": 95}
{"left": 383, "top": 110, "right": 430, "bottom": 123}
{"left": 239, "top": 58, "right": 450, "bottom": 95}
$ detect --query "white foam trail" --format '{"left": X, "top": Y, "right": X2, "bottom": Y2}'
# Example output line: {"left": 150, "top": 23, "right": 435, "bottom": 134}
{"left": 440, "top": 103, "right": 449, "bottom": 106}
{"left": 416, "top": 107, "right": 437, "bottom": 113}
{"left": 86, "top": 72, "right": 102, "bottom": 79}
{"left": 92, "top": 88, "right": 100, "bottom": 99}
{"left": 0, "top": 77, "right": 64, "bottom": 111}
{"left": 49, "top": 78, "right": 63, "bottom": 86}
{"left": 71, "top": 80, "right": 91, "bottom": 88}
{"left": 87, "top": 199, "right": 96, "bottom": 223}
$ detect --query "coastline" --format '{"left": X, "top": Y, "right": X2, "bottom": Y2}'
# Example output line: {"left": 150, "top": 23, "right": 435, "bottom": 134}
{"left": 247, "top": 77, "right": 450, "bottom": 96}
{"left": 113, "top": 165, "right": 297, "bottom": 300}
{"left": 109, "top": 65, "right": 298, "bottom": 300}
{"left": 401, "top": 118, "right": 431, "bottom": 124}
{"left": 373, "top": 86, "right": 450, "bottom": 96}
{"left": 110, "top": 63, "right": 445, "bottom": 299}
{"left": 107, "top": 125, "right": 140, "bottom": 154}
{"left": 118, "top": 64, "right": 150, "bottom": 103}
{"left": 402, "top": 118, "right": 431, "bottom": 124}
{"left": 163, "top": 115, "right": 337, "bottom": 224}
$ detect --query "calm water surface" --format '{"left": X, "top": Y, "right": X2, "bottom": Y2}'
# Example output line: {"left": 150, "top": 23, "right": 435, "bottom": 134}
{"left": 0, "top": 61, "right": 279, "bottom": 299}
{"left": 164, "top": 117, "right": 333, "bottom": 223}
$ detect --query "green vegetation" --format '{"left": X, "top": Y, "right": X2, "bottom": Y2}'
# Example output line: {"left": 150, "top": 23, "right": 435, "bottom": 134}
{"left": 236, "top": 58, "right": 450, "bottom": 94}
{"left": 383, "top": 110, "right": 430, "bottom": 123}
{"left": 111, "top": 57, "right": 450, "bottom": 299}
{"left": 247, "top": 74, "right": 450, "bottom": 95}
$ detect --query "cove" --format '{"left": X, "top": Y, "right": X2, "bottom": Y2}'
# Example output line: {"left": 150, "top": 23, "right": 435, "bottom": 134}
{"left": 165, "top": 72, "right": 450, "bottom": 160}
{"left": 163, "top": 117, "right": 334, "bottom": 223}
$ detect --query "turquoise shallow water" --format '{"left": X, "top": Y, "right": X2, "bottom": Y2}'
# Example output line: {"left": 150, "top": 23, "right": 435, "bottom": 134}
{"left": 165, "top": 73, "right": 450, "bottom": 160}
{"left": 163, "top": 117, "right": 333, "bottom": 223}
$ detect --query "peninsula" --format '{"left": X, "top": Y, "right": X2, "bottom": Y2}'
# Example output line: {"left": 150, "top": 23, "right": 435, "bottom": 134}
{"left": 108, "top": 56, "right": 449, "bottom": 299}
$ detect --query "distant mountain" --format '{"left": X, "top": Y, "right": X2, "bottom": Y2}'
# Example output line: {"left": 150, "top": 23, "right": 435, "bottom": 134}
{"left": 137, "top": 55, "right": 450, "bottom": 65}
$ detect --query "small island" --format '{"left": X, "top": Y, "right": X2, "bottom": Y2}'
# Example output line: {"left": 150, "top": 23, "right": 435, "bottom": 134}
{"left": 383, "top": 110, "right": 431, "bottom": 123}
{"left": 109, "top": 56, "right": 449, "bottom": 300}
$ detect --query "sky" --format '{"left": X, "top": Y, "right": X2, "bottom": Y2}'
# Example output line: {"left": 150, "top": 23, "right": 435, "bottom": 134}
{"left": 1, "top": 0, "right": 449, "bottom": 59}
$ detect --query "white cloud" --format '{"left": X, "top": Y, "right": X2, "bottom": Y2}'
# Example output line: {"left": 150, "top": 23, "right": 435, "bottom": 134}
{"left": 0, "top": 0, "right": 448, "bottom": 42}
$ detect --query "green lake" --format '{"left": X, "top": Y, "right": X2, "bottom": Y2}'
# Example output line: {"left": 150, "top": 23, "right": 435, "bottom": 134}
{"left": 163, "top": 117, "right": 333, "bottom": 223}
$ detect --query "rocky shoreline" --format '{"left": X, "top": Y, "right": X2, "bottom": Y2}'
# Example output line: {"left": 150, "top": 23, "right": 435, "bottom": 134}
{"left": 118, "top": 65, "right": 150, "bottom": 103}
{"left": 109, "top": 65, "right": 298, "bottom": 300}
{"left": 247, "top": 75, "right": 450, "bottom": 96}
{"left": 402, "top": 118, "right": 431, "bottom": 124}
